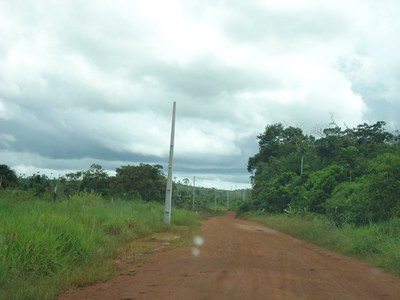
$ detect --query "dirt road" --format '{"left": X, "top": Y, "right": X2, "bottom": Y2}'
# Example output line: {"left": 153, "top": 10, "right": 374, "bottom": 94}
{"left": 60, "top": 213, "right": 400, "bottom": 300}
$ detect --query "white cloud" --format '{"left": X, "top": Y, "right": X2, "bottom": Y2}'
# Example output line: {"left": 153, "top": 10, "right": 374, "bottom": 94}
{"left": 177, "top": 120, "right": 241, "bottom": 156}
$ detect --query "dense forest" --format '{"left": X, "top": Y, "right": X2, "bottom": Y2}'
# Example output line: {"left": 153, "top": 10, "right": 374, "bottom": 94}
{"left": 240, "top": 121, "right": 400, "bottom": 226}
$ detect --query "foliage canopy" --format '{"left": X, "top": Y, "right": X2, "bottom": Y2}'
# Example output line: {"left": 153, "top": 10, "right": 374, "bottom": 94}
{"left": 241, "top": 121, "right": 400, "bottom": 225}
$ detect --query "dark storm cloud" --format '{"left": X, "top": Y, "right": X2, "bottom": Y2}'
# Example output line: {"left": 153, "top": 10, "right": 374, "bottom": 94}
{"left": 154, "top": 59, "right": 279, "bottom": 98}
{"left": 221, "top": 2, "right": 349, "bottom": 44}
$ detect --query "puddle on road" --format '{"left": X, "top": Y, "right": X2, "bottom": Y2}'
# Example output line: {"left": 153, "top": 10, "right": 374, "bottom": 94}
{"left": 235, "top": 223, "right": 278, "bottom": 234}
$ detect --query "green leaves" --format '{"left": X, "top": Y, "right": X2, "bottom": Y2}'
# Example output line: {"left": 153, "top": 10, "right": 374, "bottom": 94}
{"left": 81, "top": 164, "right": 110, "bottom": 195}
{"left": 0, "top": 164, "right": 18, "bottom": 189}
{"left": 367, "top": 153, "right": 400, "bottom": 220}
{"left": 112, "top": 164, "right": 165, "bottom": 202}
{"left": 244, "top": 121, "right": 400, "bottom": 224}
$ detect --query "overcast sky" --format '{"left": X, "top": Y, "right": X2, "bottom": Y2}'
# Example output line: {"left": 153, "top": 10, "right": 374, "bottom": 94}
{"left": 1, "top": 0, "right": 399, "bottom": 189}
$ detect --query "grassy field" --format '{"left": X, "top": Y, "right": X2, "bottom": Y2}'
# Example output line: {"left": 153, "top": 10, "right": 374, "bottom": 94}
{"left": 241, "top": 212, "right": 400, "bottom": 276}
{"left": 0, "top": 190, "right": 200, "bottom": 300}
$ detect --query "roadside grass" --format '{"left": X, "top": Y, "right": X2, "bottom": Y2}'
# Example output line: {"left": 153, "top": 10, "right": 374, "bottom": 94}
{"left": 241, "top": 212, "right": 400, "bottom": 276}
{"left": 0, "top": 190, "right": 200, "bottom": 300}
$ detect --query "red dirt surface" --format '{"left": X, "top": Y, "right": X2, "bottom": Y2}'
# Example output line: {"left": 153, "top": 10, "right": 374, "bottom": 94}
{"left": 59, "top": 213, "right": 400, "bottom": 300}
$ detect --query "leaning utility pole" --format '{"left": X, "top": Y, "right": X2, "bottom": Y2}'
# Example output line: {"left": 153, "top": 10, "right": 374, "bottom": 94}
{"left": 164, "top": 101, "right": 176, "bottom": 224}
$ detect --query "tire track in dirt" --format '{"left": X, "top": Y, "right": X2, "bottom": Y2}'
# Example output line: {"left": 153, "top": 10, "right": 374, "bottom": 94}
{"left": 60, "top": 213, "right": 400, "bottom": 300}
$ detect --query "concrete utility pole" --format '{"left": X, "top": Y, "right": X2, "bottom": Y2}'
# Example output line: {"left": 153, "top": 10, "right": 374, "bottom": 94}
{"left": 192, "top": 176, "right": 196, "bottom": 211}
{"left": 164, "top": 102, "right": 176, "bottom": 224}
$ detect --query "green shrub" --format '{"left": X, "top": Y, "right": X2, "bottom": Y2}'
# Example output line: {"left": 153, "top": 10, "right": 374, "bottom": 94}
{"left": 325, "top": 178, "right": 370, "bottom": 226}
{"left": 303, "top": 165, "right": 347, "bottom": 213}
{"left": 367, "top": 153, "right": 400, "bottom": 220}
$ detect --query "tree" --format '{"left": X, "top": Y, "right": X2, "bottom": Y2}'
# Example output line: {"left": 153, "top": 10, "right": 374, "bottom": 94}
{"left": 303, "top": 164, "right": 347, "bottom": 213}
{"left": 256, "top": 172, "right": 299, "bottom": 213}
{"left": 354, "top": 121, "right": 393, "bottom": 145}
{"left": 315, "top": 126, "right": 351, "bottom": 162}
{"left": 81, "top": 164, "right": 109, "bottom": 195}
{"left": 244, "top": 120, "right": 400, "bottom": 221}
{"left": 325, "top": 179, "right": 370, "bottom": 226}
{"left": 248, "top": 123, "right": 286, "bottom": 173}
{"left": 63, "top": 171, "right": 83, "bottom": 195}
{"left": 112, "top": 164, "right": 166, "bottom": 202}
{"left": 0, "top": 165, "right": 18, "bottom": 188}
{"left": 248, "top": 123, "right": 311, "bottom": 174}
{"left": 338, "top": 146, "right": 363, "bottom": 182}
{"left": 182, "top": 178, "right": 190, "bottom": 186}
{"left": 352, "top": 121, "right": 394, "bottom": 159}
{"left": 27, "top": 173, "right": 51, "bottom": 196}
{"left": 366, "top": 153, "right": 400, "bottom": 220}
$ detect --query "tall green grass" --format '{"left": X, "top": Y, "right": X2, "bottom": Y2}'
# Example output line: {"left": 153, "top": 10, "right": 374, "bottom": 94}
{"left": 0, "top": 190, "right": 199, "bottom": 300}
{"left": 242, "top": 212, "right": 400, "bottom": 276}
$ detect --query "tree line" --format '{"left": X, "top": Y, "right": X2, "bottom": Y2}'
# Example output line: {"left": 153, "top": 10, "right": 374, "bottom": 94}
{"left": 0, "top": 163, "right": 166, "bottom": 202}
{"left": 240, "top": 121, "right": 400, "bottom": 225}
{"left": 0, "top": 163, "right": 249, "bottom": 210}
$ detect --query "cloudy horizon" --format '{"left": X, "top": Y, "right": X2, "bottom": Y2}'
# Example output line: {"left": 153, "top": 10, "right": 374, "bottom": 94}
{"left": 1, "top": 0, "right": 399, "bottom": 189}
